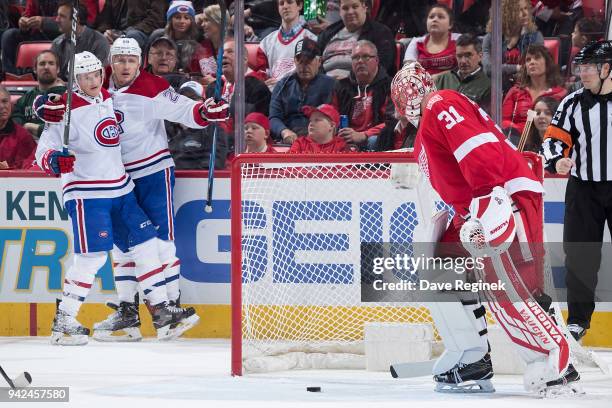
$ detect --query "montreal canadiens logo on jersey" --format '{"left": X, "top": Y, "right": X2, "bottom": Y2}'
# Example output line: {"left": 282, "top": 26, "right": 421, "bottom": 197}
{"left": 94, "top": 117, "right": 120, "bottom": 147}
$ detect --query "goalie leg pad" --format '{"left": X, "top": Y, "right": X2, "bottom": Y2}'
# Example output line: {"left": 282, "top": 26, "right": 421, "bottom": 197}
{"left": 428, "top": 292, "right": 489, "bottom": 376}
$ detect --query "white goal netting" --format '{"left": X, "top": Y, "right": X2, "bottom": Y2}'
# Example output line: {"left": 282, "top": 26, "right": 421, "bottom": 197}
{"left": 230, "top": 153, "right": 607, "bottom": 376}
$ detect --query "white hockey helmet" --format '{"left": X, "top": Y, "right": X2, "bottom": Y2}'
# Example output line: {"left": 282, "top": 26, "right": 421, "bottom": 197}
{"left": 390, "top": 62, "right": 436, "bottom": 128}
{"left": 74, "top": 51, "right": 103, "bottom": 81}
{"left": 110, "top": 37, "right": 142, "bottom": 63}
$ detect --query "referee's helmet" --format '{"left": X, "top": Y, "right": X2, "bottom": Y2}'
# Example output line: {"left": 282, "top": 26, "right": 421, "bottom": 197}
{"left": 573, "top": 40, "right": 612, "bottom": 65}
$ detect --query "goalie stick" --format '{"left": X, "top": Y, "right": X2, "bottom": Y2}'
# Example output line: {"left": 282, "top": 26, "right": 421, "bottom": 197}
{"left": 61, "top": 0, "right": 79, "bottom": 153}
{"left": 204, "top": 0, "right": 228, "bottom": 213}
{"left": 0, "top": 365, "right": 32, "bottom": 389}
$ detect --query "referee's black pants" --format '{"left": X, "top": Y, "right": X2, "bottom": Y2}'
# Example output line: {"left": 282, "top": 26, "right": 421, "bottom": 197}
{"left": 563, "top": 176, "right": 612, "bottom": 329}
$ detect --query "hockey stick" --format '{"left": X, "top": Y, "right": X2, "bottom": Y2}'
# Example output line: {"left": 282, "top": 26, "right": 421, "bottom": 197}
{"left": 517, "top": 110, "right": 536, "bottom": 152}
{"left": 0, "top": 365, "right": 32, "bottom": 389}
{"left": 204, "top": 0, "right": 228, "bottom": 213}
{"left": 61, "top": 0, "right": 79, "bottom": 154}
{"left": 390, "top": 359, "right": 436, "bottom": 378}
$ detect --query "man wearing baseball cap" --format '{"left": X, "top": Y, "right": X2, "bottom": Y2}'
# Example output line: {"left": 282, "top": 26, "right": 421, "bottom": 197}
{"left": 270, "top": 37, "right": 336, "bottom": 144}
{"left": 289, "top": 104, "right": 355, "bottom": 153}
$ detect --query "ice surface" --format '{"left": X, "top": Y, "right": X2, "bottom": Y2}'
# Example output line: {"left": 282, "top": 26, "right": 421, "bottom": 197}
{"left": 0, "top": 337, "right": 611, "bottom": 408}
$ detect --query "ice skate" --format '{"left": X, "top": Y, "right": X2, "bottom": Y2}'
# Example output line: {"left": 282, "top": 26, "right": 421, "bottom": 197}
{"left": 434, "top": 353, "right": 495, "bottom": 393}
{"left": 146, "top": 300, "right": 198, "bottom": 340}
{"left": 50, "top": 301, "right": 90, "bottom": 346}
{"left": 166, "top": 297, "right": 200, "bottom": 339}
{"left": 93, "top": 294, "right": 142, "bottom": 342}
{"left": 536, "top": 363, "right": 583, "bottom": 398}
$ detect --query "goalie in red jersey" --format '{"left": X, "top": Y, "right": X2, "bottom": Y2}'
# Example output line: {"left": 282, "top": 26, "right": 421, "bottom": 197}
{"left": 390, "top": 62, "right": 580, "bottom": 395}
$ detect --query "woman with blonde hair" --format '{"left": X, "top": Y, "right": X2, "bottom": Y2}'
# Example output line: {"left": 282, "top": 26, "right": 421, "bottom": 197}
{"left": 196, "top": 4, "right": 231, "bottom": 85}
{"left": 148, "top": 1, "right": 204, "bottom": 74}
{"left": 482, "top": 0, "right": 543, "bottom": 88}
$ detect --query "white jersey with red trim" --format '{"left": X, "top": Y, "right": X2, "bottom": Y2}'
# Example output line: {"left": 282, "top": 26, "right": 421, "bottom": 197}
{"left": 35, "top": 88, "right": 133, "bottom": 203}
{"left": 257, "top": 27, "right": 317, "bottom": 82}
{"left": 414, "top": 90, "right": 544, "bottom": 216}
{"left": 106, "top": 69, "right": 209, "bottom": 179}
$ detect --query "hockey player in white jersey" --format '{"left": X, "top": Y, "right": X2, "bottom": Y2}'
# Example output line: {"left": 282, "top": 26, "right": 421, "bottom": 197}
{"left": 35, "top": 52, "right": 195, "bottom": 345}
{"left": 93, "top": 37, "right": 229, "bottom": 340}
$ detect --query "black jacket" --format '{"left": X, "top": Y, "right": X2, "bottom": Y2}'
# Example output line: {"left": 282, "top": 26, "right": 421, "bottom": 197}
{"left": 333, "top": 68, "right": 394, "bottom": 134}
{"left": 317, "top": 18, "right": 396, "bottom": 77}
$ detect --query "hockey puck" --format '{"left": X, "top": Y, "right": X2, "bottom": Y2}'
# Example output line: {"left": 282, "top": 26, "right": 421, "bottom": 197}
{"left": 306, "top": 386, "right": 321, "bottom": 392}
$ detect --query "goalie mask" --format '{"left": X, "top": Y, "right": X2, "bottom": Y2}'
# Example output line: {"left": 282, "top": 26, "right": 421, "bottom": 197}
{"left": 390, "top": 62, "right": 436, "bottom": 128}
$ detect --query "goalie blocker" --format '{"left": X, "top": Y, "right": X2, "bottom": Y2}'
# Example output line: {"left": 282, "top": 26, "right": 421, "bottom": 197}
{"left": 389, "top": 62, "right": 578, "bottom": 395}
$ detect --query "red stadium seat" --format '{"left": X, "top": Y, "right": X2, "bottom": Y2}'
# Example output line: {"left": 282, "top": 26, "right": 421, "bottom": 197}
{"left": 582, "top": 0, "right": 605, "bottom": 17}
{"left": 245, "top": 42, "right": 260, "bottom": 71}
{"left": 544, "top": 37, "right": 560, "bottom": 65}
{"left": 15, "top": 42, "right": 53, "bottom": 70}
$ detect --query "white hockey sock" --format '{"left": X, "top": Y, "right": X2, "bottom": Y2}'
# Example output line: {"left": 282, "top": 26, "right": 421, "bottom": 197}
{"left": 131, "top": 238, "right": 168, "bottom": 306}
{"left": 60, "top": 252, "right": 108, "bottom": 316}
{"left": 111, "top": 247, "right": 138, "bottom": 303}
{"left": 158, "top": 239, "right": 181, "bottom": 302}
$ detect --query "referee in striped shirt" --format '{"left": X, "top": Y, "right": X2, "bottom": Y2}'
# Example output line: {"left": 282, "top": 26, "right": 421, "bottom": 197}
{"left": 541, "top": 40, "right": 612, "bottom": 341}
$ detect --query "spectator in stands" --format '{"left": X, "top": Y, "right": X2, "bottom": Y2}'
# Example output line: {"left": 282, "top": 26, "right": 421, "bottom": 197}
{"left": 374, "top": 109, "right": 417, "bottom": 151}
{"left": 402, "top": 3, "right": 460, "bottom": 78}
{"left": 11, "top": 50, "right": 66, "bottom": 140}
{"left": 52, "top": 0, "right": 109, "bottom": 81}
{"left": 95, "top": 0, "right": 167, "bottom": 49}
{"left": 435, "top": 33, "right": 491, "bottom": 112}
{"left": 289, "top": 103, "right": 354, "bottom": 153}
{"left": 318, "top": 0, "right": 395, "bottom": 80}
{"left": 147, "top": 36, "right": 188, "bottom": 89}
{"left": 269, "top": 37, "right": 335, "bottom": 143}
{"left": 567, "top": 17, "right": 605, "bottom": 92}
{"left": 502, "top": 44, "right": 566, "bottom": 134}
{"left": 167, "top": 80, "right": 227, "bottom": 169}
{"left": 196, "top": 4, "right": 230, "bottom": 85}
{"left": 332, "top": 40, "right": 393, "bottom": 150}
{"left": 244, "top": 112, "right": 277, "bottom": 153}
{"left": 256, "top": 0, "right": 317, "bottom": 89}
{"left": 1, "top": 0, "right": 61, "bottom": 75}
{"left": 0, "top": 86, "right": 37, "bottom": 169}
{"left": 571, "top": 17, "right": 604, "bottom": 59}
{"left": 229, "top": 0, "right": 281, "bottom": 40}
{"left": 305, "top": 0, "right": 341, "bottom": 35}
{"left": 374, "top": 0, "right": 434, "bottom": 40}
{"left": 205, "top": 38, "right": 271, "bottom": 148}
{"left": 483, "top": 0, "right": 543, "bottom": 90}
{"left": 508, "top": 95, "right": 559, "bottom": 153}
{"left": 148, "top": 1, "right": 207, "bottom": 75}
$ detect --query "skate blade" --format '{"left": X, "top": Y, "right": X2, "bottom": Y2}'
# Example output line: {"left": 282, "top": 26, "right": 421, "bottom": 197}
{"left": 162, "top": 314, "right": 201, "bottom": 341}
{"left": 539, "top": 383, "right": 585, "bottom": 398}
{"left": 93, "top": 327, "right": 142, "bottom": 342}
{"left": 435, "top": 379, "right": 495, "bottom": 393}
{"left": 50, "top": 332, "right": 88, "bottom": 346}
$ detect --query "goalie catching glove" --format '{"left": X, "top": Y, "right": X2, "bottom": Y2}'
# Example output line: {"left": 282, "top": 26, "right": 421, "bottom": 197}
{"left": 460, "top": 186, "right": 516, "bottom": 256}
{"left": 199, "top": 97, "right": 229, "bottom": 122}
{"left": 33, "top": 93, "right": 66, "bottom": 123}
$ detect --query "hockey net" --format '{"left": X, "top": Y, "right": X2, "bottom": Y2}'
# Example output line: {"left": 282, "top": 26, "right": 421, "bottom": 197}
{"left": 230, "top": 152, "right": 607, "bottom": 376}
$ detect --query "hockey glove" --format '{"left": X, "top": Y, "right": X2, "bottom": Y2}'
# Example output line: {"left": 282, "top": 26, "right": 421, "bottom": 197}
{"left": 44, "top": 150, "right": 75, "bottom": 175}
{"left": 33, "top": 93, "right": 66, "bottom": 123}
{"left": 199, "top": 97, "right": 230, "bottom": 122}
